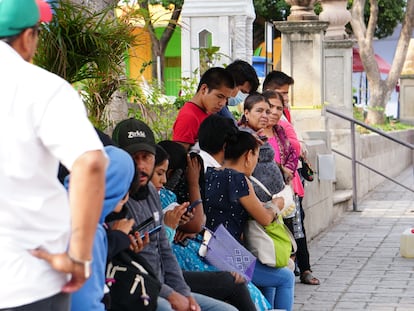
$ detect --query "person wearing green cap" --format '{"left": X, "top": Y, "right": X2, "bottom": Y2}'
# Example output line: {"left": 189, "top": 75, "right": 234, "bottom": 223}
{"left": 0, "top": 0, "right": 108, "bottom": 310}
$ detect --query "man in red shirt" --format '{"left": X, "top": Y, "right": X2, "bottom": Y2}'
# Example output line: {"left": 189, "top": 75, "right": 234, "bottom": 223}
{"left": 173, "top": 67, "right": 235, "bottom": 151}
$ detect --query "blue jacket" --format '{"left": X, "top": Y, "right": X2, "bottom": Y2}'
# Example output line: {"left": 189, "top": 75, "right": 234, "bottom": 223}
{"left": 69, "top": 146, "right": 135, "bottom": 311}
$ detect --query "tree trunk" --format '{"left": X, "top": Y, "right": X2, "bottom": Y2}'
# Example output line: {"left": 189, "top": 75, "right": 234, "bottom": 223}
{"left": 140, "top": 0, "right": 182, "bottom": 86}
{"left": 70, "top": 0, "right": 117, "bottom": 12}
{"left": 364, "top": 79, "right": 389, "bottom": 124}
{"left": 351, "top": 0, "right": 414, "bottom": 124}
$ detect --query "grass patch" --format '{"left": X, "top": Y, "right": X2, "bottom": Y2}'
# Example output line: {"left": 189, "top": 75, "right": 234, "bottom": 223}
{"left": 353, "top": 106, "right": 414, "bottom": 134}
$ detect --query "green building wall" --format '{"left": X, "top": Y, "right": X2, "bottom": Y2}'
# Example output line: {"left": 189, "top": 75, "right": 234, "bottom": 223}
{"left": 155, "top": 27, "right": 182, "bottom": 97}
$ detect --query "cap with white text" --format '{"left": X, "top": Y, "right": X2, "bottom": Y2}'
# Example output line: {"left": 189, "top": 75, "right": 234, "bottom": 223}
{"left": 112, "top": 118, "right": 156, "bottom": 155}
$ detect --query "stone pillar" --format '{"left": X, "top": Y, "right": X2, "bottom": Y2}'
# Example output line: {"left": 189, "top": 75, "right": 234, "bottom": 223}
{"left": 319, "top": 0, "right": 354, "bottom": 190}
{"left": 323, "top": 40, "right": 354, "bottom": 128}
{"left": 322, "top": 40, "right": 354, "bottom": 190}
{"left": 274, "top": 21, "right": 329, "bottom": 133}
{"left": 399, "top": 39, "right": 414, "bottom": 124}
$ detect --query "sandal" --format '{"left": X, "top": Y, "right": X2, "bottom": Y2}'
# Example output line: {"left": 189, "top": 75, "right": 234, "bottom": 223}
{"left": 300, "top": 271, "right": 320, "bottom": 285}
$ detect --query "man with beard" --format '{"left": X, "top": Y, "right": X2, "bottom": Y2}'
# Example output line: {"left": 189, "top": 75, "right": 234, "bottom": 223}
{"left": 112, "top": 118, "right": 237, "bottom": 311}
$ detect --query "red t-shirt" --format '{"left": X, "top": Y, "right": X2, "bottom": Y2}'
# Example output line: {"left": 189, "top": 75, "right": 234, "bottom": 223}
{"left": 173, "top": 102, "right": 209, "bottom": 145}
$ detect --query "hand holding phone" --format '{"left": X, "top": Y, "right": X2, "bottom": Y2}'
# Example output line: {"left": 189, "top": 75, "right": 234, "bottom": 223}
{"left": 130, "top": 216, "right": 154, "bottom": 235}
{"left": 140, "top": 225, "right": 162, "bottom": 239}
{"left": 186, "top": 199, "right": 202, "bottom": 213}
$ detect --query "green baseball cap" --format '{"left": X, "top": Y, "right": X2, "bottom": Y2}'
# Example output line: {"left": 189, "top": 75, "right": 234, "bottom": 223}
{"left": 0, "top": 0, "right": 52, "bottom": 38}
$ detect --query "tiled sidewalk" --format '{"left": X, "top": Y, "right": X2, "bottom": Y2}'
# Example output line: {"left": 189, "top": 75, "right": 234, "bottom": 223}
{"left": 293, "top": 168, "right": 414, "bottom": 311}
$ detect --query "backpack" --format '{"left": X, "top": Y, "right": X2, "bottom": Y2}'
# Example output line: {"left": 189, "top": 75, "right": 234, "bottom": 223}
{"left": 106, "top": 250, "right": 161, "bottom": 311}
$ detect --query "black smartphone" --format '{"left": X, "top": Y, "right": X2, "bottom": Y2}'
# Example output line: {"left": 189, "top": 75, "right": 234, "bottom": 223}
{"left": 130, "top": 216, "right": 154, "bottom": 235}
{"left": 187, "top": 199, "right": 202, "bottom": 213}
{"left": 258, "top": 135, "right": 268, "bottom": 142}
{"left": 140, "top": 225, "right": 162, "bottom": 239}
{"left": 177, "top": 238, "right": 189, "bottom": 247}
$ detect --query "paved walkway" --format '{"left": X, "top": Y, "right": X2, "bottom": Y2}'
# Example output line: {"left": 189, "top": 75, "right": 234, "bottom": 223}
{"left": 293, "top": 168, "right": 414, "bottom": 311}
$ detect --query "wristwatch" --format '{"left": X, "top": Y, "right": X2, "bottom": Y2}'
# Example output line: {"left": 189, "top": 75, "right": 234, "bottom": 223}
{"left": 68, "top": 253, "right": 92, "bottom": 279}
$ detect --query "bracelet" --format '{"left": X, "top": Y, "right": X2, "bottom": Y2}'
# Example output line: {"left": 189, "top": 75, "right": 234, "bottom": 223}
{"left": 68, "top": 252, "right": 93, "bottom": 279}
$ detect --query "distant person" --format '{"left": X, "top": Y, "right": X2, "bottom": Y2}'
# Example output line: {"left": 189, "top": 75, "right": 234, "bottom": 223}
{"left": 173, "top": 67, "right": 235, "bottom": 151}
{"left": 218, "top": 60, "right": 260, "bottom": 121}
{"left": 263, "top": 70, "right": 294, "bottom": 123}
{"left": 0, "top": 0, "right": 107, "bottom": 310}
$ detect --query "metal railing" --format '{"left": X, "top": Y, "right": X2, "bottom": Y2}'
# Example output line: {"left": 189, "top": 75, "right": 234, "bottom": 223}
{"left": 325, "top": 107, "right": 414, "bottom": 211}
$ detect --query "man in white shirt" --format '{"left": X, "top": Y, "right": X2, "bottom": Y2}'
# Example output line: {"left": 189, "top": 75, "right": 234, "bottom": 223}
{"left": 197, "top": 114, "right": 239, "bottom": 172}
{"left": 0, "top": 0, "right": 107, "bottom": 310}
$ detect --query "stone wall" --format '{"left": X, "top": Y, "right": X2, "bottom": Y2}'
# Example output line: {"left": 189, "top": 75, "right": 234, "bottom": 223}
{"left": 357, "top": 130, "right": 414, "bottom": 197}
{"left": 300, "top": 139, "right": 336, "bottom": 239}
{"left": 301, "top": 129, "right": 414, "bottom": 240}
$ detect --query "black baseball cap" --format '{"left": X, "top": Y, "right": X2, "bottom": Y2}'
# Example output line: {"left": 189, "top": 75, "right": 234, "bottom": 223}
{"left": 112, "top": 118, "right": 156, "bottom": 155}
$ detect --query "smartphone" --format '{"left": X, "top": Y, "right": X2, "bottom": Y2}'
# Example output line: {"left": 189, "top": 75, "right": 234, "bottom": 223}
{"left": 187, "top": 199, "right": 202, "bottom": 213}
{"left": 140, "top": 225, "right": 162, "bottom": 239}
{"left": 130, "top": 216, "right": 154, "bottom": 235}
{"left": 258, "top": 135, "right": 268, "bottom": 142}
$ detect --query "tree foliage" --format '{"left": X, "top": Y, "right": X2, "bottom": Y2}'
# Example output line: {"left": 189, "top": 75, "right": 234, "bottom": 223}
{"left": 252, "top": 0, "right": 406, "bottom": 49}
{"left": 351, "top": 0, "right": 414, "bottom": 124}
{"left": 34, "top": 0, "right": 137, "bottom": 129}
{"left": 348, "top": 0, "right": 406, "bottom": 39}
{"left": 254, "top": 0, "right": 290, "bottom": 22}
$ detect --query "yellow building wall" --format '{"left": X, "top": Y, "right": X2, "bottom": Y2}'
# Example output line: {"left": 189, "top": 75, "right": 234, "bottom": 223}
{"left": 257, "top": 37, "right": 282, "bottom": 70}
{"left": 128, "top": 27, "right": 152, "bottom": 82}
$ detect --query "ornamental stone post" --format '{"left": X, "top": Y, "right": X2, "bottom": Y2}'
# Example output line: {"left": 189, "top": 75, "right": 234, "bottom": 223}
{"left": 285, "top": 0, "right": 318, "bottom": 21}
{"left": 319, "top": 0, "right": 352, "bottom": 40}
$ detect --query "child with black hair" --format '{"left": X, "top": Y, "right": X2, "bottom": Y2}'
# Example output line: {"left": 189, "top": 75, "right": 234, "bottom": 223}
{"left": 151, "top": 144, "right": 191, "bottom": 243}
{"left": 204, "top": 130, "right": 295, "bottom": 311}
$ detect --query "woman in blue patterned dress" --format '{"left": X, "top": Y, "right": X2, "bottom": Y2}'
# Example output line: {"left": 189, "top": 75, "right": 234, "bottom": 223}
{"left": 151, "top": 142, "right": 265, "bottom": 311}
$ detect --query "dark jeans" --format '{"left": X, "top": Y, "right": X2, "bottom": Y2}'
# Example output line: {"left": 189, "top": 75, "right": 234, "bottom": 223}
{"left": 285, "top": 196, "right": 311, "bottom": 274}
{"left": 183, "top": 271, "right": 256, "bottom": 311}
{"left": 0, "top": 293, "right": 70, "bottom": 311}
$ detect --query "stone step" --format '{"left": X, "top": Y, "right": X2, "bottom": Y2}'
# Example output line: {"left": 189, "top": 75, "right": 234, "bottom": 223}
{"left": 333, "top": 189, "right": 353, "bottom": 205}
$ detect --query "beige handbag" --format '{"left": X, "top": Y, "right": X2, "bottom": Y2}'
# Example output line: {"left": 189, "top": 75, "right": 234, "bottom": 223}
{"left": 245, "top": 176, "right": 297, "bottom": 267}
{"left": 249, "top": 176, "right": 296, "bottom": 218}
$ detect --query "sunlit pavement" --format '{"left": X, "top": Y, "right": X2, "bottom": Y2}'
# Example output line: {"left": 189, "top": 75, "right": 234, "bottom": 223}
{"left": 294, "top": 168, "right": 414, "bottom": 311}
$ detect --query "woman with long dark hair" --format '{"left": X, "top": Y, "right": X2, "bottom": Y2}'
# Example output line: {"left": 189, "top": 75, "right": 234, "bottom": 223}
{"left": 204, "top": 130, "right": 295, "bottom": 311}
